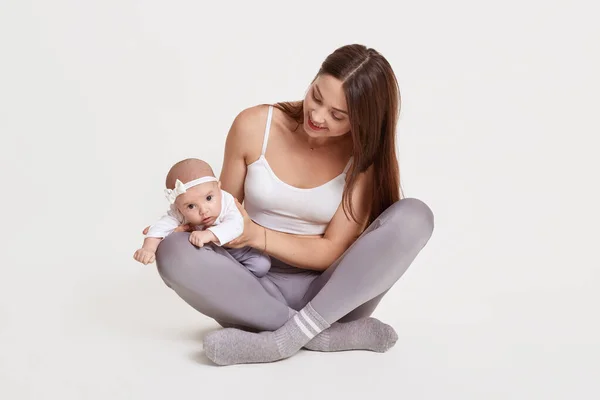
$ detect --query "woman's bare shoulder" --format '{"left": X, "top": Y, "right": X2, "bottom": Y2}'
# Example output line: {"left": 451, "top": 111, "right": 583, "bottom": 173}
{"left": 232, "top": 104, "right": 271, "bottom": 126}
{"left": 226, "top": 104, "right": 271, "bottom": 162}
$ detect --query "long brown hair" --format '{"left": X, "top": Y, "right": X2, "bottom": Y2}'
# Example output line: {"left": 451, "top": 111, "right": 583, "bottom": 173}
{"left": 273, "top": 44, "right": 403, "bottom": 227}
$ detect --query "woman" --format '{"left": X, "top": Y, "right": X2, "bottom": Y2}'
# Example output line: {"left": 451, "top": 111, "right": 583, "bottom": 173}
{"left": 154, "top": 44, "right": 434, "bottom": 365}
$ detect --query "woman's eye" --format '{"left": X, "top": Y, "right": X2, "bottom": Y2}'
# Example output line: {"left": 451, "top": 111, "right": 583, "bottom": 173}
{"left": 332, "top": 113, "right": 342, "bottom": 121}
{"left": 312, "top": 92, "right": 321, "bottom": 104}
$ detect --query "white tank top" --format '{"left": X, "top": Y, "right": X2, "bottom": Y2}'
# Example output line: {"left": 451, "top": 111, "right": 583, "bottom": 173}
{"left": 244, "top": 105, "right": 352, "bottom": 235}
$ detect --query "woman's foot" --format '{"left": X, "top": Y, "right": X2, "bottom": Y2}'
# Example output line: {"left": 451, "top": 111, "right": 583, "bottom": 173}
{"left": 203, "top": 303, "right": 329, "bottom": 365}
{"left": 304, "top": 317, "right": 398, "bottom": 352}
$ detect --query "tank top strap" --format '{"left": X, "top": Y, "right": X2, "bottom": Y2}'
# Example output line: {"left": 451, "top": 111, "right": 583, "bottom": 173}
{"left": 343, "top": 156, "right": 354, "bottom": 174}
{"left": 261, "top": 105, "right": 274, "bottom": 156}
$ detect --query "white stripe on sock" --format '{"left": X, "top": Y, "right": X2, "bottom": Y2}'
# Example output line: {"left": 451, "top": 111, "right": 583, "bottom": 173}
{"left": 293, "top": 314, "right": 315, "bottom": 339}
{"left": 300, "top": 309, "right": 321, "bottom": 333}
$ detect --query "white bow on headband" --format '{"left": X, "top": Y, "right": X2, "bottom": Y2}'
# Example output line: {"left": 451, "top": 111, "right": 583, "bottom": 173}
{"left": 164, "top": 176, "right": 218, "bottom": 204}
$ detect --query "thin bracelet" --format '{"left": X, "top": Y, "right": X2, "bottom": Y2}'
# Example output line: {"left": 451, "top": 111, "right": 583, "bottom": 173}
{"left": 263, "top": 227, "right": 267, "bottom": 253}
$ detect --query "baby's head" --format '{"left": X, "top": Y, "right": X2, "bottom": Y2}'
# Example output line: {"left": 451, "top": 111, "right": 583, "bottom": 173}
{"left": 165, "top": 158, "right": 222, "bottom": 226}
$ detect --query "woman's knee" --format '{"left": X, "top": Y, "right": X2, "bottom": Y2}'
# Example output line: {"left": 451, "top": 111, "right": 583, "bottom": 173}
{"left": 155, "top": 232, "right": 201, "bottom": 285}
{"left": 379, "top": 197, "right": 434, "bottom": 243}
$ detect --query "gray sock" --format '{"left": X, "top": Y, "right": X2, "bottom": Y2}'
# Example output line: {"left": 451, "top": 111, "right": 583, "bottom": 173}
{"left": 304, "top": 317, "right": 398, "bottom": 352}
{"left": 203, "top": 302, "right": 330, "bottom": 365}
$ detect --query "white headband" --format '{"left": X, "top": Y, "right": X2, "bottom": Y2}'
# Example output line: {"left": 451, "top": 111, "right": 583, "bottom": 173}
{"left": 164, "top": 177, "right": 218, "bottom": 204}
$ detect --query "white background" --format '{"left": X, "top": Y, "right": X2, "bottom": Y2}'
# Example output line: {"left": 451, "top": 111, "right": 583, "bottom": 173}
{"left": 1, "top": 0, "right": 598, "bottom": 399}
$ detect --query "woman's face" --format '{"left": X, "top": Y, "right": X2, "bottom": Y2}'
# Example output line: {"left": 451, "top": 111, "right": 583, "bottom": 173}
{"left": 303, "top": 74, "right": 351, "bottom": 138}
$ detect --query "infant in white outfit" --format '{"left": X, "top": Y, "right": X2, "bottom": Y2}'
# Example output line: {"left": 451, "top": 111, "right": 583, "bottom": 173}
{"left": 133, "top": 158, "right": 271, "bottom": 277}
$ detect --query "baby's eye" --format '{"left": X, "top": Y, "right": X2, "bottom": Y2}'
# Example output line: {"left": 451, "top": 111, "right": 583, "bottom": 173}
{"left": 187, "top": 204, "right": 196, "bottom": 210}
{"left": 207, "top": 195, "right": 213, "bottom": 201}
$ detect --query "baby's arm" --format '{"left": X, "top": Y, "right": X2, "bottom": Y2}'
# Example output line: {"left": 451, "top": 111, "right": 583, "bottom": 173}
{"left": 134, "top": 237, "right": 162, "bottom": 265}
{"left": 189, "top": 212, "right": 242, "bottom": 248}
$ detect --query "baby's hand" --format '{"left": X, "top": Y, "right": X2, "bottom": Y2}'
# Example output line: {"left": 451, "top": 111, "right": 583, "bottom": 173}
{"left": 189, "top": 230, "right": 217, "bottom": 248}
{"left": 134, "top": 248, "right": 156, "bottom": 265}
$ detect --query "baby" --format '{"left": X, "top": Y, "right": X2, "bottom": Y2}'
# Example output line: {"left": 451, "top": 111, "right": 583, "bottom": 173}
{"left": 133, "top": 158, "right": 271, "bottom": 277}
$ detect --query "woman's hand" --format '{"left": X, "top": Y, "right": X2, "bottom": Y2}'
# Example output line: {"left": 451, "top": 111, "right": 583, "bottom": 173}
{"left": 226, "top": 199, "right": 263, "bottom": 250}
{"left": 142, "top": 224, "right": 193, "bottom": 235}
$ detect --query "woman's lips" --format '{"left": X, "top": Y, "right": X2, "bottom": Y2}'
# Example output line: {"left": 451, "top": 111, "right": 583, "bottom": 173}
{"left": 307, "top": 115, "right": 327, "bottom": 131}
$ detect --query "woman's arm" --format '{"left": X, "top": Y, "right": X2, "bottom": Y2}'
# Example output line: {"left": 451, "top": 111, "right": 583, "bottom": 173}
{"left": 231, "top": 166, "right": 374, "bottom": 271}
{"left": 219, "top": 105, "right": 267, "bottom": 202}
{"left": 264, "top": 167, "right": 373, "bottom": 271}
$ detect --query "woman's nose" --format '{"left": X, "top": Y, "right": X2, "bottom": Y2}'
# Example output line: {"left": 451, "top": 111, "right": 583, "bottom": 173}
{"left": 311, "top": 109, "right": 326, "bottom": 124}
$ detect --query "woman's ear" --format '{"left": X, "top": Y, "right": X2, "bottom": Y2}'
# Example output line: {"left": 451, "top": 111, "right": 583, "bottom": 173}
{"left": 217, "top": 180, "right": 222, "bottom": 189}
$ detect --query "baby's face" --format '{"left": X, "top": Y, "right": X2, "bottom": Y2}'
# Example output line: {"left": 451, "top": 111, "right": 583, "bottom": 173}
{"left": 174, "top": 181, "right": 222, "bottom": 226}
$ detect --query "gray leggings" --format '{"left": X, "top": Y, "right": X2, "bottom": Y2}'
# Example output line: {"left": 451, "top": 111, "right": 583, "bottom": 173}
{"left": 155, "top": 198, "right": 434, "bottom": 332}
